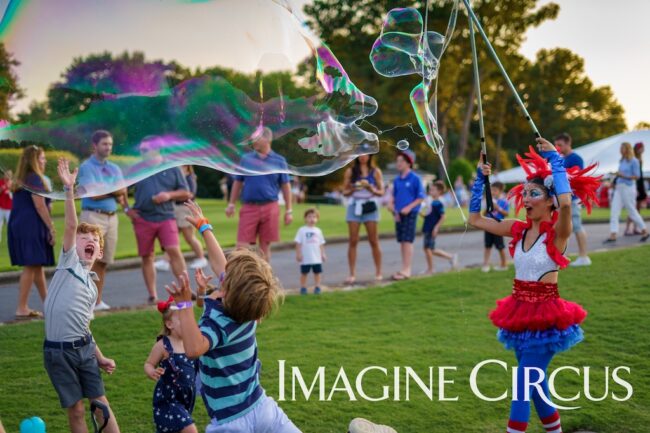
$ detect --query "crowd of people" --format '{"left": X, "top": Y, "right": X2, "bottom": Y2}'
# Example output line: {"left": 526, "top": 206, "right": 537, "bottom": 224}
{"left": 0, "top": 128, "right": 648, "bottom": 433}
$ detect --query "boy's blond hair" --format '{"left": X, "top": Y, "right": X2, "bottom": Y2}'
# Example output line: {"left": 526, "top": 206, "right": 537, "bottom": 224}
{"left": 222, "top": 249, "right": 283, "bottom": 323}
{"left": 77, "top": 222, "right": 105, "bottom": 250}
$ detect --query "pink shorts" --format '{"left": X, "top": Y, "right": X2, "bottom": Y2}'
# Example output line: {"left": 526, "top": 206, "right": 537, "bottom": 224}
{"left": 237, "top": 202, "right": 280, "bottom": 244}
{"left": 133, "top": 218, "right": 179, "bottom": 257}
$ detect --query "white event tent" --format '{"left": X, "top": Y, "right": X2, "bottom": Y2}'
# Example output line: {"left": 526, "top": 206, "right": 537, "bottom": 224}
{"left": 494, "top": 130, "right": 650, "bottom": 184}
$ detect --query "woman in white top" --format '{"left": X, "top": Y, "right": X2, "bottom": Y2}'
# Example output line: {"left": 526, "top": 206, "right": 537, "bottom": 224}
{"left": 605, "top": 142, "right": 649, "bottom": 242}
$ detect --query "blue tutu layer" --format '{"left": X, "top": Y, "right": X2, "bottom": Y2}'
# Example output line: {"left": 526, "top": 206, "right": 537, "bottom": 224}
{"left": 497, "top": 324, "right": 583, "bottom": 354}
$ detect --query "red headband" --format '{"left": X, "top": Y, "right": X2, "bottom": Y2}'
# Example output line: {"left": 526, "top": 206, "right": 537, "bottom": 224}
{"left": 507, "top": 146, "right": 602, "bottom": 214}
{"left": 157, "top": 296, "right": 175, "bottom": 313}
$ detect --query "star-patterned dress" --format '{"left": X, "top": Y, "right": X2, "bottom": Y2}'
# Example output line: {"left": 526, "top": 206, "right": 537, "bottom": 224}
{"left": 153, "top": 336, "right": 197, "bottom": 433}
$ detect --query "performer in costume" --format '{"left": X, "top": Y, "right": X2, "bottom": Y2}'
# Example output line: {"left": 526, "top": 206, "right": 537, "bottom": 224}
{"left": 468, "top": 137, "right": 601, "bottom": 433}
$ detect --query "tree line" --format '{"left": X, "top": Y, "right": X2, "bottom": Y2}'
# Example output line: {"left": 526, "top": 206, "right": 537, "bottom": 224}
{"left": 0, "top": 1, "right": 637, "bottom": 196}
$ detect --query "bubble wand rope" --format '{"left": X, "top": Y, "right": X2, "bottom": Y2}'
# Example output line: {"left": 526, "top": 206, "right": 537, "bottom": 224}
{"left": 468, "top": 10, "right": 493, "bottom": 213}
{"left": 461, "top": 0, "right": 541, "bottom": 138}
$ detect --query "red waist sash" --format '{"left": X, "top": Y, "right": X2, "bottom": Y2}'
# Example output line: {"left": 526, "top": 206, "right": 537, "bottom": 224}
{"left": 512, "top": 279, "right": 559, "bottom": 303}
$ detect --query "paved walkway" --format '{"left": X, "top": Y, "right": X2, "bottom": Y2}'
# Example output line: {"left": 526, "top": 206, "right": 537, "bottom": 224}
{"left": 0, "top": 222, "right": 647, "bottom": 323}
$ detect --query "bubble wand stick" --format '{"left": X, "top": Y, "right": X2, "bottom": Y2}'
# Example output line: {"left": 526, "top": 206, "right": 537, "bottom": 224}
{"left": 468, "top": 11, "right": 493, "bottom": 212}
{"left": 461, "top": 0, "right": 541, "bottom": 139}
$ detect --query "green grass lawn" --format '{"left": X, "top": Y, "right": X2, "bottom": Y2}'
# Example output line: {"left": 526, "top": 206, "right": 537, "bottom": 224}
{"left": 1, "top": 245, "right": 648, "bottom": 432}
{"left": 0, "top": 199, "right": 647, "bottom": 271}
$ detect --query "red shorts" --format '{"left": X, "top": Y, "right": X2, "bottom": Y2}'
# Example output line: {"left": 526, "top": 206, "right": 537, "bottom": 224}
{"left": 133, "top": 218, "right": 179, "bottom": 257}
{"left": 237, "top": 202, "right": 280, "bottom": 244}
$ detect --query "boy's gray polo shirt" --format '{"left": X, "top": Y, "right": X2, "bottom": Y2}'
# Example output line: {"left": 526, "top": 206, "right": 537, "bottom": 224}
{"left": 44, "top": 247, "right": 98, "bottom": 342}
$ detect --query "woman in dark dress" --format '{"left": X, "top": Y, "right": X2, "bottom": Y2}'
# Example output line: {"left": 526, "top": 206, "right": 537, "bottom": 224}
{"left": 8, "top": 145, "right": 55, "bottom": 319}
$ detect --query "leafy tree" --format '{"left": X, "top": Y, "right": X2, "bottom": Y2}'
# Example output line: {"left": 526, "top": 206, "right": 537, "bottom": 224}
{"left": 0, "top": 42, "right": 22, "bottom": 121}
{"left": 522, "top": 48, "right": 626, "bottom": 146}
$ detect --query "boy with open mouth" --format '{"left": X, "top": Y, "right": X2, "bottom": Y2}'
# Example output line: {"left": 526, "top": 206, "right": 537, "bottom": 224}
{"left": 42, "top": 158, "right": 121, "bottom": 433}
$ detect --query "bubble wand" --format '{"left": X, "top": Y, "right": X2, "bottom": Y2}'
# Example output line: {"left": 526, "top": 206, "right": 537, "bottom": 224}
{"left": 468, "top": 10, "right": 493, "bottom": 212}
{"left": 461, "top": 0, "right": 541, "bottom": 138}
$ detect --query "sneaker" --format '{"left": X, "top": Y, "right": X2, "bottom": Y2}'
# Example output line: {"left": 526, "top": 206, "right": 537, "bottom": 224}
{"left": 300, "top": 287, "right": 307, "bottom": 295}
{"left": 314, "top": 286, "right": 321, "bottom": 295}
{"left": 154, "top": 259, "right": 170, "bottom": 272}
{"left": 348, "top": 418, "right": 397, "bottom": 433}
{"left": 94, "top": 301, "right": 111, "bottom": 311}
{"left": 570, "top": 256, "right": 592, "bottom": 267}
{"left": 481, "top": 265, "right": 490, "bottom": 273}
{"left": 189, "top": 257, "right": 208, "bottom": 269}
{"left": 493, "top": 265, "right": 508, "bottom": 271}
{"left": 450, "top": 254, "right": 459, "bottom": 270}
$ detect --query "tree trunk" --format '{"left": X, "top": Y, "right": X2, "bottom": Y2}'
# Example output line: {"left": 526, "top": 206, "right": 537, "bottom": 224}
{"left": 458, "top": 83, "right": 476, "bottom": 158}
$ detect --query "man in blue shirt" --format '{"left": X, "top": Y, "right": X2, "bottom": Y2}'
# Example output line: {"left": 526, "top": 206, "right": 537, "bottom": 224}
{"left": 389, "top": 149, "right": 424, "bottom": 280}
{"left": 555, "top": 132, "right": 591, "bottom": 266}
{"left": 225, "top": 127, "right": 293, "bottom": 260}
{"left": 77, "top": 130, "right": 128, "bottom": 311}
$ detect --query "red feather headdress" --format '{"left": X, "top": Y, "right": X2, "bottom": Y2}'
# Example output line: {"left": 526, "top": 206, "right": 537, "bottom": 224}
{"left": 507, "top": 146, "right": 602, "bottom": 214}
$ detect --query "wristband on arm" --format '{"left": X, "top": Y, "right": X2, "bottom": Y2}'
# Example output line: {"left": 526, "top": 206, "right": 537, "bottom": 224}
{"left": 541, "top": 150, "right": 571, "bottom": 196}
{"left": 469, "top": 167, "right": 486, "bottom": 213}
{"left": 199, "top": 224, "right": 213, "bottom": 234}
{"left": 194, "top": 217, "right": 209, "bottom": 230}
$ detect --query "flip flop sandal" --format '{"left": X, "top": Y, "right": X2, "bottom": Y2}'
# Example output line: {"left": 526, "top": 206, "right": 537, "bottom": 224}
{"left": 15, "top": 310, "right": 43, "bottom": 320}
{"left": 391, "top": 272, "right": 410, "bottom": 281}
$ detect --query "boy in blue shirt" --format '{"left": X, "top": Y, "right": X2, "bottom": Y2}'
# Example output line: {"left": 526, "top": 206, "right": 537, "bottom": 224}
{"left": 389, "top": 150, "right": 425, "bottom": 280}
{"left": 167, "top": 202, "right": 301, "bottom": 433}
{"left": 482, "top": 182, "right": 509, "bottom": 272}
{"left": 421, "top": 181, "right": 458, "bottom": 274}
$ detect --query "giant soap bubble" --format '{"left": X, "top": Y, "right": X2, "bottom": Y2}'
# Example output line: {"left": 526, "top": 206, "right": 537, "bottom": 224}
{"left": 0, "top": 0, "right": 378, "bottom": 198}
{"left": 370, "top": 2, "right": 458, "bottom": 154}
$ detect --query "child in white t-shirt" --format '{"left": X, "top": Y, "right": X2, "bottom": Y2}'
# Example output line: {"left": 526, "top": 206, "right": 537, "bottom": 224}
{"left": 294, "top": 208, "right": 326, "bottom": 295}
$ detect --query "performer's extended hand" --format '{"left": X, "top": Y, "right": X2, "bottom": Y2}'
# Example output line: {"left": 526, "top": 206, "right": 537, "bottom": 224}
{"left": 535, "top": 137, "right": 555, "bottom": 153}
{"left": 477, "top": 152, "right": 491, "bottom": 177}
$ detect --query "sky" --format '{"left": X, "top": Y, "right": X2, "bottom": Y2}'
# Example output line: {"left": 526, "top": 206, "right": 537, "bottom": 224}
{"left": 520, "top": 0, "right": 650, "bottom": 129}
{"left": 1, "top": 0, "right": 648, "bottom": 128}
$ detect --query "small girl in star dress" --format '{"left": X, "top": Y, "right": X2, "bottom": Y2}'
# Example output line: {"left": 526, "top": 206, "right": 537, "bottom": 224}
{"left": 144, "top": 296, "right": 199, "bottom": 433}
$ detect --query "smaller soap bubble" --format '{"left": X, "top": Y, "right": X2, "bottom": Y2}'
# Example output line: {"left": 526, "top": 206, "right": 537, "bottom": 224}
{"left": 396, "top": 139, "right": 409, "bottom": 151}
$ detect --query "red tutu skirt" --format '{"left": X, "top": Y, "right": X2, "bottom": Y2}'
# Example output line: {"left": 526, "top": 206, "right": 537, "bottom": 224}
{"left": 489, "top": 279, "right": 587, "bottom": 332}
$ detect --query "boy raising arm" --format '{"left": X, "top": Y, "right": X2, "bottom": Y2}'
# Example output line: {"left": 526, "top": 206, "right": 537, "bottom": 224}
{"left": 43, "top": 159, "right": 121, "bottom": 433}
